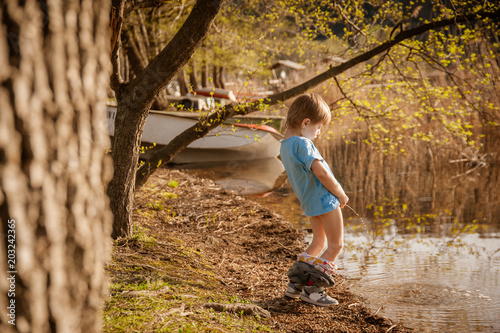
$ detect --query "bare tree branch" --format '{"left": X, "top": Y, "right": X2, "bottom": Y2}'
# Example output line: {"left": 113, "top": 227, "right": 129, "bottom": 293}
{"left": 335, "top": 3, "right": 367, "bottom": 38}
{"left": 134, "top": 8, "right": 500, "bottom": 188}
{"left": 110, "top": 0, "right": 125, "bottom": 90}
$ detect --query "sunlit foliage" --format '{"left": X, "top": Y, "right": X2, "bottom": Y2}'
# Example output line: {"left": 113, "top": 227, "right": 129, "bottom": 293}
{"left": 122, "top": 1, "right": 499, "bottom": 189}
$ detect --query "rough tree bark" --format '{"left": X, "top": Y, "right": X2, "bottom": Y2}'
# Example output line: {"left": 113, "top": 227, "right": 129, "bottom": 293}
{"left": 0, "top": 0, "right": 112, "bottom": 332}
{"left": 108, "top": 0, "right": 223, "bottom": 238}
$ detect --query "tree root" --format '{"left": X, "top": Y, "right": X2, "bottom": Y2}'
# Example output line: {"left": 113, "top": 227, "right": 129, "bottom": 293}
{"left": 202, "top": 302, "right": 271, "bottom": 318}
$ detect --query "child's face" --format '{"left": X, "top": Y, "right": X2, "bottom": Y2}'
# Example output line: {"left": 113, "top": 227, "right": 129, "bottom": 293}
{"left": 301, "top": 120, "right": 323, "bottom": 140}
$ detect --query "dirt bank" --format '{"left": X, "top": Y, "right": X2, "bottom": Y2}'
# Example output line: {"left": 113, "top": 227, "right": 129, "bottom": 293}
{"left": 104, "top": 168, "right": 412, "bottom": 332}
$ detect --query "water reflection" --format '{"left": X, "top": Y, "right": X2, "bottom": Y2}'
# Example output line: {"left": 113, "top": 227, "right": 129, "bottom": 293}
{"left": 319, "top": 127, "right": 500, "bottom": 229}
{"left": 171, "top": 157, "right": 285, "bottom": 195}
{"left": 342, "top": 229, "right": 500, "bottom": 332}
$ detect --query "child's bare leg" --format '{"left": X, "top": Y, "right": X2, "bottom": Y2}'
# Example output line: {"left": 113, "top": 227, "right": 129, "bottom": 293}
{"left": 304, "top": 215, "right": 327, "bottom": 256}
{"left": 317, "top": 208, "right": 344, "bottom": 262}
{"left": 297, "top": 210, "right": 343, "bottom": 274}
{"left": 290, "top": 211, "right": 341, "bottom": 306}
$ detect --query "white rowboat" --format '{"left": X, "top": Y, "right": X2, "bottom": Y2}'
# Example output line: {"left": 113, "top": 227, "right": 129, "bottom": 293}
{"left": 107, "top": 106, "right": 284, "bottom": 164}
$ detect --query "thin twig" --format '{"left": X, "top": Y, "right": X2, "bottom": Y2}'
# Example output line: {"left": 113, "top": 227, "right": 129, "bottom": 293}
{"left": 335, "top": 4, "right": 367, "bottom": 38}
{"left": 488, "top": 248, "right": 500, "bottom": 260}
{"left": 386, "top": 324, "right": 398, "bottom": 332}
{"left": 223, "top": 220, "right": 261, "bottom": 234}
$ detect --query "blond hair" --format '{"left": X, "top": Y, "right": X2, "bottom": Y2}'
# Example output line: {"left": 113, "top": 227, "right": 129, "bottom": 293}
{"left": 285, "top": 93, "right": 331, "bottom": 129}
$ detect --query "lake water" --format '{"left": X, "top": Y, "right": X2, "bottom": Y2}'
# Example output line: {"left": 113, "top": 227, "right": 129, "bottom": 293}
{"left": 175, "top": 151, "right": 500, "bottom": 332}
{"left": 342, "top": 231, "right": 500, "bottom": 332}
{"left": 255, "top": 185, "right": 500, "bottom": 333}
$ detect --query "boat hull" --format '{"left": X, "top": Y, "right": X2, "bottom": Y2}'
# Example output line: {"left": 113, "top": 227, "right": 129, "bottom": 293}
{"left": 107, "top": 106, "right": 283, "bottom": 164}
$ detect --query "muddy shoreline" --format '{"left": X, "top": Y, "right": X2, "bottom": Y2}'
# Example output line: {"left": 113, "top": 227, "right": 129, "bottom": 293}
{"left": 104, "top": 168, "right": 413, "bottom": 332}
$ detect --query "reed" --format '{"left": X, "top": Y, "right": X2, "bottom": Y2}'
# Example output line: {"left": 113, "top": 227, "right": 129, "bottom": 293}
{"left": 315, "top": 49, "right": 500, "bottom": 231}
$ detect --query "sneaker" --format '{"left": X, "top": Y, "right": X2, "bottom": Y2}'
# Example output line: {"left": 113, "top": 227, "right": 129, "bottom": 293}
{"left": 299, "top": 288, "right": 339, "bottom": 307}
{"left": 284, "top": 282, "right": 303, "bottom": 299}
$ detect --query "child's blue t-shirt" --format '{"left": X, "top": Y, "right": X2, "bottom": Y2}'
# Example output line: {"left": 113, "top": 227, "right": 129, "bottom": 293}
{"left": 280, "top": 136, "right": 339, "bottom": 217}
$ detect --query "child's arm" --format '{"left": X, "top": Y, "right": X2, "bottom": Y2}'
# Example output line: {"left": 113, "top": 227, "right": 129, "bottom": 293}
{"left": 311, "top": 159, "right": 349, "bottom": 208}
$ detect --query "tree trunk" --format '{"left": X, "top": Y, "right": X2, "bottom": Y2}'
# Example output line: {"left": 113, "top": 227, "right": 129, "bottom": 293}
{"left": 107, "top": 95, "right": 150, "bottom": 238}
{"left": 189, "top": 60, "right": 200, "bottom": 90}
{"left": 201, "top": 58, "right": 209, "bottom": 87}
{"left": 123, "top": 29, "right": 147, "bottom": 77}
{"left": 217, "top": 66, "right": 226, "bottom": 89}
{"left": 108, "top": 0, "right": 222, "bottom": 238}
{"left": 178, "top": 68, "right": 189, "bottom": 95}
{"left": 152, "top": 90, "right": 172, "bottom": 110}
{"left": 0, "top": 0, "right": 112, "bottom": 332}
{"left": 121, "top": 30, "right": 170, "bottom": 110}
{"left": 213, "top": 65, "right": 220, "bottom": 88}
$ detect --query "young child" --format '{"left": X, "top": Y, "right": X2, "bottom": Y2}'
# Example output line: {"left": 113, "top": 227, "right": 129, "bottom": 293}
{"left": 280, "top": 93, "right": 349, "bottom": 307}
